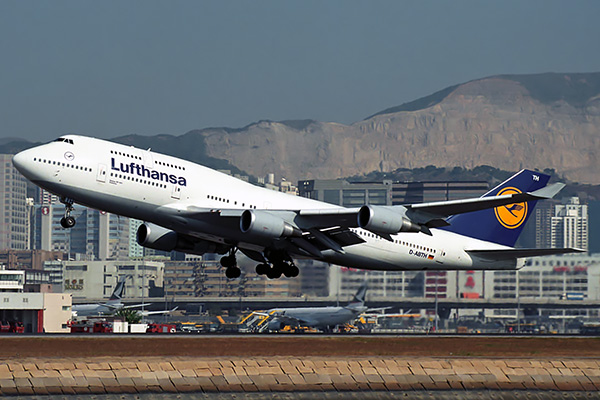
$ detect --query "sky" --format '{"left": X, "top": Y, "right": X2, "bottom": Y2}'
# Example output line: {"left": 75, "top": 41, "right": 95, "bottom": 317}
{"left": 1, "top": 1, "right": 599, "bottom": 142}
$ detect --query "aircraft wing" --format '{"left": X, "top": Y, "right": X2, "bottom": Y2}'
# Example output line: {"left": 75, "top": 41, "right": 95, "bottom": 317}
{"left": 177, "top": 183, "right": 563, "bottom": 227}
{"left": 466, "top": 247, "right": 585, "bottom": 260}
{"left": 405, "top": 183, "right": 565, "bottom": 222}
{"left": 162, "top": 182, "right": 564, "bottom": 253}
{"left": 142, "top": 307, "right": 178, "bottom": 316}
{"left": 121, "top": 303, "right": 153, "bottom": 310}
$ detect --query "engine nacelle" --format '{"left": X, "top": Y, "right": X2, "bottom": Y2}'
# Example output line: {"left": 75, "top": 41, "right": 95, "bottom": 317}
{"left": 136, "top": 222, "right": 229, "bottom": 255}
{"left": 267, "top": 319, "right": 286, "bottom": 331}
{"left": 357, "top": 205, "right": 421, "bottom": 235}
{"left": 240, "top": 210, "right": 301, "bottom": 239}
{"left": 137, "top": 223, "right": 178, "bottom": 251}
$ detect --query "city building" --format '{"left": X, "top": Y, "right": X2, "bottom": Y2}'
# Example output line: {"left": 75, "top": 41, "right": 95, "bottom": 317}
{"left": 391, "top": 181, "right": 489, "bottom": 204}
{"left": 0, "top": 291, "right": 71, "bottom": 333}
{"left": 129, "top": 219, "right": 145, "bottom": 258}
{"left": 0, "top": 269, "right": 25, "bottom": 292}
{"left": 489, "top": 254, "right": 600, "bottom": 318}
{"left": 0, "top": 154, "right": 30, "bottom": 250}
{"left": 62, "top": 260, "right": 164, "bottom": 300}
{"left": 328, "top": 267, "right": 425, "bottom": 302}
{"left": 299, "top": 180, "right": 391, "bottom": 207}
{"left": 0, "top": 249, "right": 67, "bottom": 271}
{"left": 32, "top": 204, "right": 130, "bottom": 260}
{"left": 551, "top": 197, "right": 588, "bottom": 251}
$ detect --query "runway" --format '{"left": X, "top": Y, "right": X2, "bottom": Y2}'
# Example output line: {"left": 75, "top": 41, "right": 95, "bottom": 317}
{"left": 0, "top": 336, "right": 599, "bottom": 395}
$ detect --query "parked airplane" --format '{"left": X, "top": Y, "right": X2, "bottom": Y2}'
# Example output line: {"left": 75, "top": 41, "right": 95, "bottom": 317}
{"left": 71, "top": 276, "right": 176, "bottom": 317}
{"left": 71, "top": 276, "right": 144, "bottom": 317}
{"left": 13, "top": 135, "right": 582, "bottom": 280}
{"left": 260, "top": 282, "right": 369, "bottom": 332}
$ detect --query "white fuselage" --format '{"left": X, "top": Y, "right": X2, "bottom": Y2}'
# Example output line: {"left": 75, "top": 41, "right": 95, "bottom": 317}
{"left": 268, "top": 306, "right": 367, "bottom": 330}
{"left": 13, "top": 135, "right": 518, "bottom": 272}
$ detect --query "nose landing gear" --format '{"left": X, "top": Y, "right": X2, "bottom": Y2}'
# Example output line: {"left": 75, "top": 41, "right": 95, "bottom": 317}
{"left": 59, "top": 197, "right": 76, "bottom": 229}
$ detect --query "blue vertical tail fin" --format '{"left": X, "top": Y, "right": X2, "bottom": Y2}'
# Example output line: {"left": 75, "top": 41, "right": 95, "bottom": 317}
{"left": 442, "top": 169, "right": 551, "bottom": 247}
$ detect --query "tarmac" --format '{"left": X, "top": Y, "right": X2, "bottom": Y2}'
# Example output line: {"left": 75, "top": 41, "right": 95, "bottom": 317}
{"left": 1, "top": 336, "right": 600, "bottom": 396}
{"left": 1, "top": 356, "right": 600, "bottom": 396}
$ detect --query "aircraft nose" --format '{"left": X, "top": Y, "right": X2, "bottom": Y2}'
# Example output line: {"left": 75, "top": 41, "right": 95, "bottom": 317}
{"left": 12, "top": 150, "right": 26, "bottom": 172}
{"left": 12, "top": 148, "right": 35, "bottom": 179}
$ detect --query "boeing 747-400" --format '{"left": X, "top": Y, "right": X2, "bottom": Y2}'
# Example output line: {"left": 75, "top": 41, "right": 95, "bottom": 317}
{"left": 12, "top": 135, "right": 582, "bottom": 279}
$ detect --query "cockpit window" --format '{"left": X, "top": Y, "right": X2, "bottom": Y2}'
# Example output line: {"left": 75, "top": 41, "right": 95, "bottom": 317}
{"left": 54, "top": 137, "right": 74, "bottom": 144}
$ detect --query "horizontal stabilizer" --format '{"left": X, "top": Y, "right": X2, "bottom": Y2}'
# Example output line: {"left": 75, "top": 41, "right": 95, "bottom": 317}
{"left": 466, "top": 247, "right": 585, "bottom": 260}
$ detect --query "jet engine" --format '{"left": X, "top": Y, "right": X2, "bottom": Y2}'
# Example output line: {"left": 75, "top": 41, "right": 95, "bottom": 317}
{"left": 240, "top": 210, "right": 301, "bottom": 239}
{"left": 357, "top": 205, "right": 421, "bottom": 235}
{"left": 136, "top": 222, "right": 229, "bottom": 255}
{"left": 267, "top": 319, "right": 286, "bottom": 331}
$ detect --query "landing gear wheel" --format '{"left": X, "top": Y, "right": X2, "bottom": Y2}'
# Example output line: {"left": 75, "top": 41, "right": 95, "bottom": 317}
{"left": 59, "top": 196, "right": 76, "bottom": 229}
{"left": 266, "top": 267, "right": 282, "bottom": 280}
{"left": 60, "top": 216, "right": 76, "bottom": 229}
{"left": 255, "top": 263, "right": 270, "bottom": 275}
{"left": 220, "top": 254, "right": 236, "bottom": 269}
{"left": 225, "top": 266, "right": 241, "bottom": 279}
{"left": 283, "top": 264, "right": 299, "bottom": 278}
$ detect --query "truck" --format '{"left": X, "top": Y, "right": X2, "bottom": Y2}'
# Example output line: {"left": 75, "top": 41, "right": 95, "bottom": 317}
{"left": 70, "top": 319, "right": 113, "bottom": 333}
{"left": 147, "top": 323, "right": 177, "bottom": 333}
{"left": 9, "top": 321, "right": 24, "bottom": 333}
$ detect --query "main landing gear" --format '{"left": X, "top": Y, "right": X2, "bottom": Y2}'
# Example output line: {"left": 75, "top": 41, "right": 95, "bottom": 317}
{"left": 220, "top": 250, "right": 241, "bottom": 279}
{"left": 59, "top": 197, "right": 76, "bottom": 229}
{"left": 221, "top": 248, "right": 300, "bottom": 280}
{"left": 255, "top": 250, "right": 299, "bottom": 279}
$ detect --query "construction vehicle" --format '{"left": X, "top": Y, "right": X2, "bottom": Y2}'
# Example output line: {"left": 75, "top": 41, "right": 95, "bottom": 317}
{"left": 216, "top": 315, "right": 241, "bottom": 333}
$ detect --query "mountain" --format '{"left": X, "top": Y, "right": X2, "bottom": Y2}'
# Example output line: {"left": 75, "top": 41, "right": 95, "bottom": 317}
{"left": 3, "top": 72, "right": 600, "bottom": 185}
{"left": 195, "top": 72, "right": 600, "bottom": 184}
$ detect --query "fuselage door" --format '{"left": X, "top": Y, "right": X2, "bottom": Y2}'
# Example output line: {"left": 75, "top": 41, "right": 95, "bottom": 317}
{"left": 171, "top": 185, "right": 181, "bottom": 199}
{"left": 435, "top": 248, "right": 446, "bottom": 265}
{"left": 97, "top": 164, "right": 107, "bottom": 183}
{"left": 143, "top": 150, "right": 154, "bottom": 169}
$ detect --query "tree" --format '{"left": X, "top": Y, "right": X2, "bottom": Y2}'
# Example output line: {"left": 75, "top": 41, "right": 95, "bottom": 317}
{"left": 114, "top": 308, "right": 142, "bottom": 324}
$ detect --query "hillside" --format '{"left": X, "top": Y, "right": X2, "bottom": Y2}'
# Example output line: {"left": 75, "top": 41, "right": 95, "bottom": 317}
{"left": 196, "top": 72, "right": 600, "bottom": 185}
{"left": 2, "top": 72, "right": 600, "bottom": 185}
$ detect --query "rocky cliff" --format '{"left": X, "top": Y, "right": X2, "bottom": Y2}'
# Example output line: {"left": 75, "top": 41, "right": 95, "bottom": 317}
{"left": 193, "top": 72, "right": 600, "bottom": 184}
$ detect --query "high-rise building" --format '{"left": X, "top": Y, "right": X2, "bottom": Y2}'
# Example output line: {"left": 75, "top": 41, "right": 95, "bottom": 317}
{"left": 0, "top": 155, "right": 29, "bottom": 250}
{"left": 298, "top": 180, "right": 391, "bottom": 207}
{"left": 32, "top": 204, "right": 130, "bottom": 260}
{"left": 551, "top": 197, "right": 588, "bottom": 251}
{"left": 534, "top": 201, "right": 555, "bottom": 248}
{"left": 391, "top": 181, "right": 488, "bottom": 204}
{"left": 129, "top": 219, "right": 144, "bottom": 258}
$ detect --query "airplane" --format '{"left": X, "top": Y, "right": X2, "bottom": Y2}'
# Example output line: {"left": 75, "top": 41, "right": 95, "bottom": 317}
{"left": 259, "top": 282, "right": 369, "bottom": 332}
{"left": 12, "top": 135, "right": 583, "bottom": 280}
{"left": 71, "top": 276, "right": 147, "bottom": 317}
{"left": 71, "top": 275, "right": 176, "bottom": 317}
